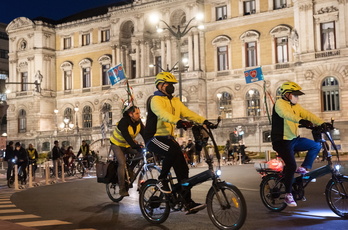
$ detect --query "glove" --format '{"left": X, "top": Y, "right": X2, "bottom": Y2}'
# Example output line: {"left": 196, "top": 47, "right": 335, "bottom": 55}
{"left": 299, "top": 119, "right": 313, "bottom": 128}
{"left": 176, "top": 120, "right": 192, "bottom": 130}
{"left": 203, "top": 120, "right": 215, "bottom": 129}
{"left": 321, "top": 122, "right": 334, "bottom": 130}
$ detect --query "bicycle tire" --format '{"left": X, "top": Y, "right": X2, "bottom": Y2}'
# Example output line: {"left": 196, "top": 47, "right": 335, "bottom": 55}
{"left": 137, "top": 164, "right": 161, "bottom": 190}
{"left": 106, "top": 182, "right": 124, "bottom": 202}
{"left": 260, "top": 174, "right": 287, "bottom": 212}
{"left": 325, "top": 176, "right": 348, "bottom": 218}
{"left": 139, "top": 179, "right": 170, "bottom": 224}
{"left": 76, "top": 162, "right": 85, "bottom": 178}
{"left": 206, "top": 182, "right": 247, "bottom": 230}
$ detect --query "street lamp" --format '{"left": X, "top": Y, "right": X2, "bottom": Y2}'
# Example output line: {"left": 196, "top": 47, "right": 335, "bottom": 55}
{"left": 60, "top": 117, "right": 74, "bottom": 133}
{"left": 74, "top": 106, "right": 79, "bottom": 133}
{"left": 54, "top": 109, "right": 59, "bottom": 134}
{"left": 151, "top": 13, "right": 204, "bottom": 102}
{"left": 217, "top": 93, "right": 222, "bottom": 115}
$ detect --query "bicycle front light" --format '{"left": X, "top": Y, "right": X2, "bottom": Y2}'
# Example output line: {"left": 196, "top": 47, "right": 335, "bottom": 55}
{"left": 334, "top": 164, "right": 342, "bottom": 171}
{"left": 216, "top": 169, "right": 222, "bottom": 177}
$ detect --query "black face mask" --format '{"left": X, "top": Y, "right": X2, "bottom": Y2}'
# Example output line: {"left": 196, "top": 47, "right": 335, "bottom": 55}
{"left": 165, "top": 84, "right": 175, "bottom": 95}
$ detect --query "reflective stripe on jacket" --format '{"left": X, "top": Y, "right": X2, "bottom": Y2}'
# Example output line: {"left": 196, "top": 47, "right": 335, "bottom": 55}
{"left": 110, "top": 122, "right": 141, "bottom": 148}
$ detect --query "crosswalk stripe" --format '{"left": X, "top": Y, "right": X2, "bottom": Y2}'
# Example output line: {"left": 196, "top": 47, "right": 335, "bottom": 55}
{"left": 18, "top": 220, "right": 72, "bottom": 227}
{"left": 0, "top": 209, "right": 24, "bottom": 214}
{"left": 0, "top": 214, "right": 40, "bottom": 220}
{"left": 0, "top": 204, "right": 16, "bottom": 208}
{"left": 0, "top": 201, "right": 12, "bottom": 204}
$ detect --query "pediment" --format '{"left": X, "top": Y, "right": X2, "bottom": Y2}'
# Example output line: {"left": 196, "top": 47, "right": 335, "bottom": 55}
{"left": 6, "top": 17, "right": 34, "bottom": 33}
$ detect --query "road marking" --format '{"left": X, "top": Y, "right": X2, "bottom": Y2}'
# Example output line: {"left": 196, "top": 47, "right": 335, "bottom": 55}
{"left": 18, "top": 220, "right": 72, "bottom": 227}
{"left": 0, "top": 209, "right": 24, "bottom": 214}
{"left": 0, "top": 204, "right": 16, "bottom": 208}
{"left": 0, "top": 201, "right": 12, "bottom": 204}
{"left": 0, "top": 214, "right": 40, "bottom": 220}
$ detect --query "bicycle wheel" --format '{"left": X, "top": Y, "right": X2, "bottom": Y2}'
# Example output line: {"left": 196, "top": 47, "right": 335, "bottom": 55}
{"left": 76, "top": 162, "right": 85, "bottom": 178}
{"left": 138, "top": 164, "right": 161, "bottom": 189}
{"left": 325, "top": 176, "right": 348, "bottom": 218}
{"left": 106, "top": 182, "right": 124, "bottom": 202}
{"left": 139, "top": 179, "right": 170, "bottom": 224}
{"left": 260, "top": 174, "right": 287, "bottom": 212}
{"left": 206, "top": 182, "right": 246, "bottom": 230}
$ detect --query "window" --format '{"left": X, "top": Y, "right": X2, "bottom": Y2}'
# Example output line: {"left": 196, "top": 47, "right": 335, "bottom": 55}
{"left": 0, "top": 49, "right": 9, "bottom": 59}
{"left": 102, "top": 103, "right": 112, "bottom": 126}
{"left": 216, "top": 5, "right": 227, "bottom": 20}
{"left": 101, "top": 29, "right": 110, "bottom": 42}
{"left": 246, "top": 89, "right": 260, "bottom": 116}
{"left": 83, "top": 67, "right": 91, "bottom": 88}
{"left": 82, "top": 34, "right": 90, "bottom": 46}
{"left": 244, "top": 0, "right": 256, "bottom": 15}
{"left": 42, "top": 142, "right": 50, "bottom": 151}
{"left": 321, "top": 76, "right": 339, "bottom": 111}
{"left": 246, "top": 42, "right": 257, "bottom": 67}
{"left": 64, "top": 108, "right": 73, "bottom": 123}
{"left": 18, "top": 109, "right": 26, "bottom": 133}
{"left": 0, "top": 32, "right": 8, "bottom": 40}
{"left": 321, "top": 22, "right": 336, "bottom": 51}
{"left": 276, "top": 37, "right": 288, "bottom": 63}
{"left": 102, "top": 64, "right": 110, "bottom": 85}
{"left": 21, "top": 72, "right": 28, "bottom": 91}
{"left": 217, "top": 46, "right": 228, "bottom": 71}
{"left": 217, "top": 91, "right": 232, "bottom": 118}
{"left": 82, "top": 106, "right": 92, "bottom": 128}
{"left": 263, "top": 131, "right": 272, "bottom": 142}
{"left": 64, "top": 70, "right": 72, "bottom": 90}
{"left": 274, "top": 0, "right": 287, "bottom": 9}
{"left": 155, "top": 56, "right": 162, "bottom": 75}
{"left": 63, "top": 37, "right": 71, "bottom": 49}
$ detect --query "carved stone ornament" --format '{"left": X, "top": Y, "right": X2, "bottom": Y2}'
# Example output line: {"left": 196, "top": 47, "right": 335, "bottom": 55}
{"left": 343, "top": 66, "right": 348, "bottom": 78}
{"left": 234, "top": 84, "right": 241, "bottom": 91}
{"left": 305, "top": 70, "right": 314, "bottom": 80}
{"left": 189, "top": 86, "right": 197, "bottom": 93}
{"left": 137, "top": 91, "right": 143, "bottom": 99}
{"left": 113, "top": 94, "right": 119, "bottom": 101}
{"left": 317, "top": 6, "right": 338, "bottom": 14}
{"left": 94, "top": 99, "right": 99, "bottom": 105}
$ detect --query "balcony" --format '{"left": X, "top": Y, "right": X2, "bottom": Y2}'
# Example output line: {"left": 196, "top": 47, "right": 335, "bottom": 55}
{"left": 315, "top": 50, "right": 340, "bottom": 59}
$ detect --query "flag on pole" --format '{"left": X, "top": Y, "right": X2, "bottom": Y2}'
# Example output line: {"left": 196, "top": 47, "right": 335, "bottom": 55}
{"left": 244, "top": 67, "right": 264, "bottom": 84}
{"left": 108, "top": 63, "right": 127, "bottom": 85}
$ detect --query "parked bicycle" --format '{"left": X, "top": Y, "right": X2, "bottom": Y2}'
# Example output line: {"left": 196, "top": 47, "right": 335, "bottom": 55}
{"left": 97, "top": 148, "right": 161, "bottom": 202}
{"left": 139, "top": 119, "right": 247, "bottom": 230}
{"left": 256, "top": 121, "right": 348, "bottom": 218}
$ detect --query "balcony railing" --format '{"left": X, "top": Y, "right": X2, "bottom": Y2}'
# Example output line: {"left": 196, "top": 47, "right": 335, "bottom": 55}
{"left": 315, "top": 50, "right": 340, "bottom": 59}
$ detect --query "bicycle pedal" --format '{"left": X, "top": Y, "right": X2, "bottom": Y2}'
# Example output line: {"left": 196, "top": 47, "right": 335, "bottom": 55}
{"left": 302, "top": 196, "right": 306, "bottom": 201}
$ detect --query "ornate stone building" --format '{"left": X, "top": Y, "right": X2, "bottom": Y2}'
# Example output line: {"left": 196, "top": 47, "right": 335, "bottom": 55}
{"left": 5, "top": 0, "right": 348, "bottom": 155}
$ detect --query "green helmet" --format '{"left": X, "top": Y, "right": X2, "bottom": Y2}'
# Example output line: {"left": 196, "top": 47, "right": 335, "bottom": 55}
{"left": 280, "top": 81, "right": 304, "bottom": 95}
{"left": 155, "top": 72, "right": 178, "bottom": 87}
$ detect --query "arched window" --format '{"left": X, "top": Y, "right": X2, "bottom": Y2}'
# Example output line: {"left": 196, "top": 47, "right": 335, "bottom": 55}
{"left": 217, "top": 91, "right": 232, "bottom": 118}
{"left": 42, "top": 142, "right": 50, "bottom": 151}
{"left": 18, "top": 109, "right": 26, "bottom": 133}
{"left": 60, "top": 61, "right": 73, "bottom": 91}
{"left": 240, "top": 30, "right": 260, "bottom": 68}
{"left": 321, "top": 77, "right": 339, "bottom": 111}
{"left": 64, "top": 108, "right": 73, "bottom": 122}
{"left": 82, "top": 106, "right": 92, "bottom": 128}
{"left": 246, "top": 89, "right": 260, "bottom": 116}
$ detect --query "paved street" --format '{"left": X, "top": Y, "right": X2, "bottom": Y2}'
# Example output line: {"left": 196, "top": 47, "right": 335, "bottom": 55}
{"left": 0, "top": 158, "right": 348, "bottom": 229}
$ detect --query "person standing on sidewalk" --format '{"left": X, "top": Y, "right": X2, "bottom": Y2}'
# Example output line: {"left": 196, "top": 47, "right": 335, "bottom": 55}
{"left": 51, "top": 140, "right": 63, "bottom": 177}
{"left": 4, "top": 141, "right": 15, "bottom": 185}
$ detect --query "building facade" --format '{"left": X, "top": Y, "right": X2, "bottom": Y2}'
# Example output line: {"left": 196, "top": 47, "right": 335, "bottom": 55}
{"left": 5, "top": 0, "right": 348, "bottom": 155}
{"left": 0, "top": 22, "right": 9, "bottom": 140}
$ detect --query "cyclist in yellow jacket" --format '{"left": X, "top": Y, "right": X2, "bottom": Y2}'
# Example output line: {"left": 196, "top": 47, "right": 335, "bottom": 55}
{"left": 110, "top": 105, "right": 145, "bottom": 197}
{"left": 144, "top": 72, "right": 214, "bottom": 214}
{"left": 271, "top": 81, "right": 332, "bottom": 207}
{"left": 27, "top": 143, "right": 39, "bottom": 177}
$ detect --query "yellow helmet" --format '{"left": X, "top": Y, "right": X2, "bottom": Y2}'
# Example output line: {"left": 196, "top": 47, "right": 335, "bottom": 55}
{"left": 155, "top": 72, "right": 178, "bottom": 87}
{"left": 280, "top": 81, "right": 304, "bottom": 95}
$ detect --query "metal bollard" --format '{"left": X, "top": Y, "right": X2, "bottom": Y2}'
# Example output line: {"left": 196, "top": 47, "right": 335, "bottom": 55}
{"left": 55, "top": 160, "right": 59, "bottom": 179}
{"left": 265, "top": 150, "right": 271, "bottom": 162}
{"left": 29, "top": 164, "right": 33, "bottom": 188}
{"left": 239, "top": 153, "right": 242, "bottom": 165}
{"left": 61, "top": 161, "right": 65, "bottom": 182}
{"left": 14, "top": 164, "right": 19, "bottom": 190}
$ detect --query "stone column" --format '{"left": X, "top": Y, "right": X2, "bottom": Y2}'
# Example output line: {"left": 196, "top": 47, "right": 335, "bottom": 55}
{"left": 193, "top": 33, "right": 200, "bottom": 71}
{"left": 166, "top": 37, "right": 172, "bottom": 70}
{"left": 188, "top": 34, "right": 193, "bottom": 71}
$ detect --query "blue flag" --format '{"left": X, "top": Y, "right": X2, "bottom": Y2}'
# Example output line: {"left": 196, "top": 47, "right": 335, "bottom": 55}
{"left": 244, "top": 67, "right": 264, "bottom": 84}
{"left": 108, "top": 63, "right": 127, "bottom": 85}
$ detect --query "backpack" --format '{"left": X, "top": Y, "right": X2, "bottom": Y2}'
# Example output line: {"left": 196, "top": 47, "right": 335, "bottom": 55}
{"left": 143, "top": 95, "right": 158, "bottom": 143}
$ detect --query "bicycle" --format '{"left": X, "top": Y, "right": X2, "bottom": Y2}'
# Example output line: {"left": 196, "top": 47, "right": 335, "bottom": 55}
{"left": 8, "top": 158, "right": 27, "bottom": 188}
{"left": 256, "top": 121, "right": 348, "bottom": 218}
{"left": 100, "top": 148, "right": 161, "bottom": 202}
{"left": 76, "top": 157, "right": 87, "bottom": 178}
{"left": 139, "top": 119, "right": 247, "bottom": 230}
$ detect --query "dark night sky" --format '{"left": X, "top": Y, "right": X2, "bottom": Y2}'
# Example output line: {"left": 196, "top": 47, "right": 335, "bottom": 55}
{"left": 0, "top": 0, "right": 128, "bottom": 24}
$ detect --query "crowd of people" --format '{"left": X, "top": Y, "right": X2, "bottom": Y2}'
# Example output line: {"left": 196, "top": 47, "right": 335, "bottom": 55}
{"left": 3, "top": 139, "right": 94, "bottom": 186}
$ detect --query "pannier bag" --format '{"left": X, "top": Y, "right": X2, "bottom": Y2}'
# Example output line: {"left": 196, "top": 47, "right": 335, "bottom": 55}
{"left": 96, "top": 161, "right": 118, "bottom": 184}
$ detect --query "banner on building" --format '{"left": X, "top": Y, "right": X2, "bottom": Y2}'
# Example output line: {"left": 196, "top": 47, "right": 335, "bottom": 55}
{"left": 108, "top": 63, "right": 127, "bottom": 85}
{"left": 244, "top": 67, "right": 264, "bottom": 84}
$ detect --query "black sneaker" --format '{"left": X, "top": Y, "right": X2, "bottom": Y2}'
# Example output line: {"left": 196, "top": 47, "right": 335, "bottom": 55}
{"left": 186, "top": 202, "right": 207, "bottom": 215}
{"left": 156, "top": 179, "right": 171, "bottom": 194}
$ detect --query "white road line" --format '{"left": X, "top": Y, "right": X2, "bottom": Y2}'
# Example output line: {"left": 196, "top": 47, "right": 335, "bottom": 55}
{"left": 18, "top": 220, "right": 72, "bottom": 227}
{"left": 0, "top": 204, "right": 16, "bottom": 208}
{"left": 0, "top": 214, "right": 41, "bottom": 220}
{"left": 0, "top": 209, "right": 24, "bottom": 214}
